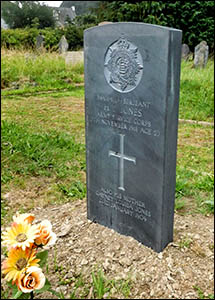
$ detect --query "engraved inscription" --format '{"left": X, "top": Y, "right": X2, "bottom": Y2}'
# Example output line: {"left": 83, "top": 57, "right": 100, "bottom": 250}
{"left": 109, "top": 134, "right": 136, "bottom": 191}
{"left": 88, "top": 94, "right": 161, "bottom": 137}
{"left": 104, "top": 36, "right": 143, "bottom": 93}
{"left": 96, "top": 187, "right": 151, "bottom": 222}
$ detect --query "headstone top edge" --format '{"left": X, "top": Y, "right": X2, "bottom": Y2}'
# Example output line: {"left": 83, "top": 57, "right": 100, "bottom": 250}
{"left": 84, "top": 22, "right": 182, "bottom": 34}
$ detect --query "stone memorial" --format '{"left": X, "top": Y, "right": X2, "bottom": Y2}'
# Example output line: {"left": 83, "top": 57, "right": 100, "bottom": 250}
{"left": 194, "top": 41, "right": 209, "bottom": 68}
{"left": 181, "top": 43, "right": 190, "bottom": 60}
{"left": 65, "top": 51, "right": 84, "bottom": 65}
{"left": 98, "top": 21, "right": 113, "bottom": 26}
{"left": 59, "top": 35, "right": 69, "bottom": 54}
{"left": 36, "top": 33, "right": 45, "bottom": 50}
{"left": 84, "top": 22, "right": 182, "bottom": 252}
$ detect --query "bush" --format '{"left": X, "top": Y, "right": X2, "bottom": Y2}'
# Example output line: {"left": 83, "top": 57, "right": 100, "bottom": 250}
{"left": 1, "top": 25, "right": 95, "bottom": 51}
{"left": 1, "top": 28, "right": 38, "bottom": 49}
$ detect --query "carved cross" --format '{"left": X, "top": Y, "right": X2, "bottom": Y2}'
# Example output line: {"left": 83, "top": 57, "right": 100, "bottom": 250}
{"left": 109, "top": 134, "right": 136, "bottom": 191}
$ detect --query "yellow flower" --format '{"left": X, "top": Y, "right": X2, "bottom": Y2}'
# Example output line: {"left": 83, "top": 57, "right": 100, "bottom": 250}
{"left": 17, "top": 266, "right": 45, "bottom": 293}
{"left": 2, "top": 221, "right": 39, "bottom": 251}
{"left": 2, "top": 247, "right": 40, "bottom": 283}
{"left": 34, "top": 220, "right": 57, "bottom": 248}
{"left": 12, "top": 213, "right": 35, "bottom": 224}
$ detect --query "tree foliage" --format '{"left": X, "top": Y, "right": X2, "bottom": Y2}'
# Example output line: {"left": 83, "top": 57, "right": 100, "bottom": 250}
{"left": 93, "top": 1, "right": 214, "bottom": 52}
{"left": 2, "top": 1, "right": 55, "bottom": 29}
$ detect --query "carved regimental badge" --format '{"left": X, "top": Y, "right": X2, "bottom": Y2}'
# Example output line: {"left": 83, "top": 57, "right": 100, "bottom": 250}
{"left": 104, "top": 36, "right": 143, "bottom": 93}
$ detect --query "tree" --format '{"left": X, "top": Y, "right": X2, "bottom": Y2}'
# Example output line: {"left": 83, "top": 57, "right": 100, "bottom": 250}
{"left": 2, "top": 1, "right": 56, "bottom": 29}
{"left": 93, "top": 1, "right": 214, "bottom": 52}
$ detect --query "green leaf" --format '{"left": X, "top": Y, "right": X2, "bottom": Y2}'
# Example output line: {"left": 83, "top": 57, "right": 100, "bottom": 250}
{"left": 13, "top": 290, "right": 23, "bottom": 299}
{"left": 36, "top": 250, "right": 48, "bottom": 268}
{"left": 8, "top": 281, "right": 20, "bottom": 298}
{"left": 16, "top": 292, "right": 31, "bottom": 299}
{"left": 34, "top": 278, "right": 51, "bottom": 294}
{"left": 13, "top": 291, "right": 30, "bottom": 299}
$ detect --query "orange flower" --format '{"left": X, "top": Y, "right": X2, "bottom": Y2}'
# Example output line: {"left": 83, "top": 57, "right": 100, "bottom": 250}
{"left": 12, "top": 213, "right": 35, "bottom": 225}
{"left": 17, "top": 266, "right": 45, "bottom": 293}
{"left": 2, "top": 248, "right": 40, "bottom": 283}
{"left": 34, "top": 220, "right": 57, "bottom": 248}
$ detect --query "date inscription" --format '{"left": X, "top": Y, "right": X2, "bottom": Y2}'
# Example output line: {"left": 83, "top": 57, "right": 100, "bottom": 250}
{"left": 95, "top": 187, "right": 151, "bottom": 222}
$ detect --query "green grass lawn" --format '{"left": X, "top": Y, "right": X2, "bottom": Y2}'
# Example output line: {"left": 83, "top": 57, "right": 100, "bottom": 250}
{"left": 1, "top": 49, "right": 84, "bottom": 95}
{"left": 179, "top": 59, "right": 214, "bottom": 122}
{"left": 176, "top": 123, "right": 214, "bottom": 214}
{"left": 1, "top": 50, "right": 214, "bottom": 224}
{"left": 1, "top": 49, "right": 214, "bottom": 121}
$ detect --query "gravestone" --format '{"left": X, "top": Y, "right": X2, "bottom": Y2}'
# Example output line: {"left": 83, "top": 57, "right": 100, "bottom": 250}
{"left": 59, "top": 35, "right": 69, "bottom": 54}
{"left": 181, "top": 43, "right": 190, "bottom": 60}
{"left": 36, "top": 33, "right": 45, "bottom": 50}
{"left": 194, "top": 41, "right": 209, "bottom": 68}
{"left": 98, "top": 21, "right": 113, "bottom": 26}
{"left": 65, "top": 51, "right": 84, "bottom": 65}
{"left": 84, "top": 22, "right": 182, "bottom": 253}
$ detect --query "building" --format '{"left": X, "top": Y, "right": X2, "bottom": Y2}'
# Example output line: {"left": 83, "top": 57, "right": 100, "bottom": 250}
{"left": 1, "top": 17, "right": 9, "bottom": 29}
{"left": 52, "top": 6, "right": 76, "bottom": 27}
{"left": 1, "top": 6, "right": 76, "bottom": 29}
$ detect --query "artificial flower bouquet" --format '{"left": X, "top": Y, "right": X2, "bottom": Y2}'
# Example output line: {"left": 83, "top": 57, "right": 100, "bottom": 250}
{"left": 2, "top": 212, "right": 57, "bottom": 299}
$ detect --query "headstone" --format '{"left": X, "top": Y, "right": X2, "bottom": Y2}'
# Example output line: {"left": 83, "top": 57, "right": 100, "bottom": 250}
{"left": 59, "top": 35, "right": 69, "bottom": 54}
{"left": 36, "top": 33, "right": 45, "bottom": 50}
{"left": 98, "top": 21, "right": 113, "bottom": 26}
{"left": 181, "top": 43, "right": 190, "bottom": 60}
{"left": 84, "top": 22, "right": 182, "bottom": 253}
{"left": 65, "top": 51, "right": 84, "bottom": 65}
{"left": 194, "top": 41, "right": 209, "bottom": 68}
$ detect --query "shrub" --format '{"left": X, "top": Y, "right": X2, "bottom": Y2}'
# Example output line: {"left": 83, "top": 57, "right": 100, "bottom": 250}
{"left": 1, "top": 24, "right": 95, "bottom": 51}
{"left": 1, "top": 28, "right": 38, "bottom": 49}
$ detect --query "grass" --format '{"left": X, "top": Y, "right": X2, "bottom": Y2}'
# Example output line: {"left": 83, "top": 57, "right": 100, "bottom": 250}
{"left": 180, "top": 59, "right": 214, "bottom": 122}
{"left": 175, "top": 123, "right": 214, "bottom": 214}
{"left": 1, "top": 48, "right": 84, "bottom": 94}
{"left": 56, "top": 268, "right": 132, "bottom": 299}
{"left": 193, "top": 285, "right": 214, "bottom": 300}
{"left": 1, "top": 120, "right": 85, "bottom": 182}
{"left": 1, "top": 49, "right": 214, "bottom": 121}
{"left": 49, "top": 249, "right": 132, "bottom": 299}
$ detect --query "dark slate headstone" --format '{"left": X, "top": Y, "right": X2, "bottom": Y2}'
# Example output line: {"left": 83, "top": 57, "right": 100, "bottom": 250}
{"left": 84, "top": 22, "right": 182, "bottom": 253}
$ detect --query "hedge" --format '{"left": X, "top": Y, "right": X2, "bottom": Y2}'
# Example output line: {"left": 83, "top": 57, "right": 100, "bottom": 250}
{"left": 1, "top": 24, "right": 95, "bottom": 51}
{"left": 94, "top": 1, "right": 214, "bottom": 53}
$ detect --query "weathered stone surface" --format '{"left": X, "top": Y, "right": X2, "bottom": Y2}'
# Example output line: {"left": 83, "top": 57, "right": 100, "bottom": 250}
{"left": 84, "top": 22, "right": 182, "bottom": 252}
{"left": 65, "top": 51, "right": 84, "bottom": 65}
{"left": 36, "top": 33, "right": 44, "bottom": 50}
{"left": 59, "top": 35, "right": 69, "bottom": 54}
{"left": 98, "top": 21, "right": 113, "bottom": 26}
{"left": 181, "top": 43, "right": 190, "bottom": 60}
{"left": 194, "top": 41, "right": 209, "bottom": 68}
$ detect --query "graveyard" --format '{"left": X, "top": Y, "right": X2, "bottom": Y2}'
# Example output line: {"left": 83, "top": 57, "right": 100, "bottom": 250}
{"left": 1, "top": 27, "right": 214, "bottom": 300}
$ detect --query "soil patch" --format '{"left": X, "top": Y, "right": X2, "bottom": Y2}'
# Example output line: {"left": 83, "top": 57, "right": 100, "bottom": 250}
{"left": 2, "top": 200, "right": 213, "bottom": 299}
